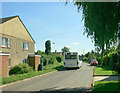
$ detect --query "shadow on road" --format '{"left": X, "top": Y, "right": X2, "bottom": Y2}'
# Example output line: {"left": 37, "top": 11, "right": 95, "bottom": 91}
{"left": 36, "top": 87, "right": 92, "bottom": 93}
{"left": 53, "top": 65, "right": 80, "bottom": 72}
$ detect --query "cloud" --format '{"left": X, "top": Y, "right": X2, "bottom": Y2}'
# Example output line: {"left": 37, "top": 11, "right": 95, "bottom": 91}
{"left": 72, "top": 42, "right": 80, "bottom": 45}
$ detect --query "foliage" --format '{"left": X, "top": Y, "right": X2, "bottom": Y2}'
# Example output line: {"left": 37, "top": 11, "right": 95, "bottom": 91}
{"left": 41, "top": 54, "right": 63, "bottom": 66}
{"left": 96, "top": 50, "right": 120, "bottom": 72}
{"left": 35, "top": 50, "right": 45, "bottom": 55}
{"left": 61, "top": 46, "right": 70, "bottom": 54}
{"left": 45, "top": 40, "right": 51, "bottom": 55}
{"left": 9, "top": 63, "right": 33, "bottom": 75}
{"left": 74, "top": 2, "right": 120, "bottom": 65}
{"left": 84, "top": 52, "right": 95, "bottom": 59}
{"left": 55, "top": 55, "right": 63, "bottom": 63}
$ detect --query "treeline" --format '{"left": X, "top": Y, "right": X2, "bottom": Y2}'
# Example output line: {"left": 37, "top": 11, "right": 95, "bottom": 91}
{"left": 80, "top": 46, "right": 120, "bottom": 73}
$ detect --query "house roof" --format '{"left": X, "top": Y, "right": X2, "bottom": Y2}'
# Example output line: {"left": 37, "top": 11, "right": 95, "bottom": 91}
{"left": 0, "top": 16, "right": 18, "bottom": 24}
{"left": 0, "top": 16, "right": 35, "bottom": 43}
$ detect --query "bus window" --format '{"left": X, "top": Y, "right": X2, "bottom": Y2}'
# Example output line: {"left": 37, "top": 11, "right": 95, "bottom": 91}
{"left": 70, "top": 55, "right": 77, "bottom": 59}
{"left": 65, "top": 54, "right": 77, "bottom": 59}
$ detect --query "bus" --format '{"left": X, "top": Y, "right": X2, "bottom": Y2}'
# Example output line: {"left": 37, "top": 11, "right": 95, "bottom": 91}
{"left": 64, "top": 52, "right": 82, "bottom": 68}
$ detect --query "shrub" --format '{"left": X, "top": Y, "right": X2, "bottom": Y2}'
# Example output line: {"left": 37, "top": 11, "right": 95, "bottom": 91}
{"left": 96, "top": 57, "right": 101, "bottom": 66}
{"left": 41, "top": 54, "right": 58, "bottom": 66}
{"left": 56, "top": 55, "right": 63, "bottom": 63}
{"left": 98, "top": 50, "right": 120, "bottom": 72}
{"left": 9, "top": 63, "right": 33, "bottom": 75}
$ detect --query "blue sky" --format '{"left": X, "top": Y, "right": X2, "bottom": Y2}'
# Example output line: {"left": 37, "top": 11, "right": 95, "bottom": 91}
{"left": 2, "top": 2, "right": 95, "bottom": 54}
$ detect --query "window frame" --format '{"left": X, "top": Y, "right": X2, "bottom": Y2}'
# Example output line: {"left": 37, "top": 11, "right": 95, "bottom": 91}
{"left": 23, "top": 42, "right": 29, "bottom": 50}
{"left": 1, "top": 37, "right": 7, "bottom": 47}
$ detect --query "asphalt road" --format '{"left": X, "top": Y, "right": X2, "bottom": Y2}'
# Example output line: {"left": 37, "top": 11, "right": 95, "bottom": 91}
{"left": 3, "top": 62, "right": 93, "bottom": 92}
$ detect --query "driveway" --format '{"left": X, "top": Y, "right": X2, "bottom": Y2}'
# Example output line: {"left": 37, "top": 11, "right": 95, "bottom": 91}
{"left": 2, "top": 62, "right": 93, "bottom": 92}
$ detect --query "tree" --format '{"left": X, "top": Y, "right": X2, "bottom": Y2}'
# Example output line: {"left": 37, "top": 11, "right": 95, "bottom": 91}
{"left": 35, "top": 50, "right": 45, "bottom": 55}
{"left": 61, "top": 47, "right": 70, "bottom": 54}
{"left": 45, "top": 40, "right": 51, "bottom": 55}
{"left": 74, "top": 2, "right": 120, "bottom": 66}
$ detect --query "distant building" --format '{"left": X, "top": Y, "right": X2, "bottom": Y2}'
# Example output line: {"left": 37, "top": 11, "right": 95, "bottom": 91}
{"left": 53, "top": 50, "right": 62, "bottom": 55}
{"left": 0, "top": 16, "right": 35, "bottom": 67}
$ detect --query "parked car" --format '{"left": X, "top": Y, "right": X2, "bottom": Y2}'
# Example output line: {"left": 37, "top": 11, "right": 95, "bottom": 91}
{"left": 90, "top": 59, "right": 98, "bottom": 66}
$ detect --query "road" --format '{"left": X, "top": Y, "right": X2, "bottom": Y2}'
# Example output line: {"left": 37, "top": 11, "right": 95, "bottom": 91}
{"left": 3, "top": 62, "right": 93, "bottom": 92}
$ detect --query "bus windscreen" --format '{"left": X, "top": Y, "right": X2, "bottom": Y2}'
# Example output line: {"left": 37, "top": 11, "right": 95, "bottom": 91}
{"left": 65, "top": 55, "right": 77, "bottom": 59}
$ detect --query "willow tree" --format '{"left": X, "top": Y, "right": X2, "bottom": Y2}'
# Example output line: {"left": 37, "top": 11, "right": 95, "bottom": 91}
{"left": 74, "top": 2, "right": 120, "bottom": 65}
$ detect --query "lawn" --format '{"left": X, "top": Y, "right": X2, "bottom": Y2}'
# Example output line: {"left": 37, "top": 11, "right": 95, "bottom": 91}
{"left": 2, "top": 62, "right": 64, "bottom": 85}
{"left": 94, "top": 66, "right": 119, "bottom": 75}
{"left": 93, "top": 81, "right": 120, "bottom": 92}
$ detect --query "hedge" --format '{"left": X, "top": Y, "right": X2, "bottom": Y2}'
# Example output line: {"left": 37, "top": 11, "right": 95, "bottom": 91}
{"left": 9, "top": 63, "right": 33, "bottom": 75}
{"left": 41, "top": 54, "right": 63, "bottom": 66}
{"left": 97, "top": 50, "right": 120, "bottom": 73}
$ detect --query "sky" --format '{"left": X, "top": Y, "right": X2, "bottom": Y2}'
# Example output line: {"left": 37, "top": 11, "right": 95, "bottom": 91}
{"left": 2, "top": 2, "right": 95, "bottom": 54}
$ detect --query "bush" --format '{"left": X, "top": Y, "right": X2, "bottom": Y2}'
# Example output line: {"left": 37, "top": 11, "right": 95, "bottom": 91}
{"left": 97, "top": 50, "right": 120, "bottom": 72}
{"left": 41, "top": 54, "right": 58, "bottom": 66}
{"left": 9, "top": 63, "right": 33, "bottom": 75}
{"left": 96, "top": 57, "right": 101, "bottom": 66}
{"left": 56, "top": 55, "right": 63, "bottom": 63}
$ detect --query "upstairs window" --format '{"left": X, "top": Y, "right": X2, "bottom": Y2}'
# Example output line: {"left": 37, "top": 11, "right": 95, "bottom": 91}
{"left": 8, "top": 39, "right": 11, "bottom": 48}
{"left": 1, "top": 38, "right": 7, "bottom": 46}
{"left": 23, "top": 43, "right": 28, "bottom": 50}
{"left": 1, "top": 37, "right": 10, "bottom": 48}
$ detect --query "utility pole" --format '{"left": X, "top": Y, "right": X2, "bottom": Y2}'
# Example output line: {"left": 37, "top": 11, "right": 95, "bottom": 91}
{"left": 83, "top": 49, "right": 85, "bottom": 55}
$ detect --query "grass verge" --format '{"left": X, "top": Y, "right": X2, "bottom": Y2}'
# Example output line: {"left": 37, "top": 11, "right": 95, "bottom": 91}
{"left": 94, "top": 66, "right": 119, "bottom": 75}
{"left": 93, "top": 81, "right": 120, "bottom": 92}
{"left": 2, "top": 62, "right": 64, "bottom": 85}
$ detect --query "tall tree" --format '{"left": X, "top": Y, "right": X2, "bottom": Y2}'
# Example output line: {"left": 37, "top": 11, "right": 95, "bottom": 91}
{"left": 61, "top": 47, "right": 70, "bottom": 54}
{"left": 74, "top": 2, "right": 120, "bottom": 65}
{"left": 45, "top": 40, "right": 51, "bottom": 55}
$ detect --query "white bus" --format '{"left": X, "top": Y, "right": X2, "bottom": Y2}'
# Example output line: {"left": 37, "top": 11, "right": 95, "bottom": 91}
{"left": 64, "top": 52, "right": 82, "bottom": 68}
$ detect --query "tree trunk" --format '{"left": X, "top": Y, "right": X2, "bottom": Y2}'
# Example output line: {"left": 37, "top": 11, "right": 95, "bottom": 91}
{"left": 100, "top": 44, "right": 104, "bottom": 66}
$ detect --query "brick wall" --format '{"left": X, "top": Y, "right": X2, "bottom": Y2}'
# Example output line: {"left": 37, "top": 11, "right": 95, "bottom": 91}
{"left": 28, "top": 55, "right": 41, "bottom": 70}
{"left": 35, "top": 56, "right": 40, "bottom": 70}
{"left": 0, "top": 54, "right": 9, "bottom": 77}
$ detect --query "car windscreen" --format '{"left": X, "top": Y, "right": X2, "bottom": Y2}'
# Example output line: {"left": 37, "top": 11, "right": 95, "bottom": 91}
{"left": 65, "top": 55, "right": 77, "bottom": 59}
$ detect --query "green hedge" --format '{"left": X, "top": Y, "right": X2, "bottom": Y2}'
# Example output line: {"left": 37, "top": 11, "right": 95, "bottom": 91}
{"left": 9, "top": 63, "right": 33, "bottom": 75}
{"left": 41, "top": 54, "right": 63, "bottom": 66}
{"left": 83, "top": 57, "right": 90, "bottom": 64}
{"left": 56, "top": 55, "right": 63, "bottom": 63}
{"left": 97, "top": 50, "right": 120, "bottom": 73}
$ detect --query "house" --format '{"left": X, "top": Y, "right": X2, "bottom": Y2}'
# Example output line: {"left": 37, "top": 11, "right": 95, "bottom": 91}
{"left": 53, "top": 50, "right": 62, "bottom": 56}
{"left": 0, "top": 16, "right": 35, "bottom": 68}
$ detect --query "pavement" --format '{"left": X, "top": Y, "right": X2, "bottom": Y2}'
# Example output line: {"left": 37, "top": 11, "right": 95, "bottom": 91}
{"left": 94, "top": 76, "right": 119, "bottom": 82}
{"left": 2, "top": 62, "right": 93, "bottom": 92}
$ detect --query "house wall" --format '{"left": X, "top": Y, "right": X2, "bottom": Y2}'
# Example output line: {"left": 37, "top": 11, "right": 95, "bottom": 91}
{"left": 0, "top": 16, "right": 35, "bottom": 67}
{"left": 1, "top": 34, "right": 34, "bottom": 67}
{"left": 1, "top": 17, "right": 34, "bottom": 43}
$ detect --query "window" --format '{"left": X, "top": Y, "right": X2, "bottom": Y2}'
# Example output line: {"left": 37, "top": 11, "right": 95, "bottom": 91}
{"left": 23, "top": 43, "right": 28, "bottom": 50}
{"left": 1, "top": 37, "right": 11, "bottom": 48}
{"left": 65, "top": 55, "right": 77, "bottom": 59}
{"left": 23, "top": 58, "right": 28, "bottom": 64}
{"left": 1, "top": 37, "right": 8, "bottom": 47}
{"left": 8, "top": 39, "right": 11, "bottom": 47}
